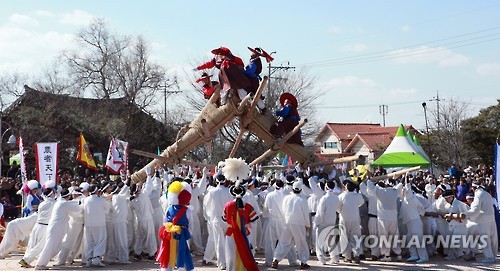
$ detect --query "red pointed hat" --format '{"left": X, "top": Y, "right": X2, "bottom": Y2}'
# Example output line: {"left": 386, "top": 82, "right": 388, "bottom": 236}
{"left": 211, "top": 46, "right": 232, "bottom": 56}
{"left": 247, "top": 47, "right": 274, "bottom": 63}
{"left": 196, "top": 72, "right": 212, "bottom": 83}
{"left": 279, "top": 92, "right": 298, "bottom": 107}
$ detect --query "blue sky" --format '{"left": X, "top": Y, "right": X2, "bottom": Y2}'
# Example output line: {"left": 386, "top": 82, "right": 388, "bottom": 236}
{"left": 1, "top": 1, "right": 499, "bottom": 131}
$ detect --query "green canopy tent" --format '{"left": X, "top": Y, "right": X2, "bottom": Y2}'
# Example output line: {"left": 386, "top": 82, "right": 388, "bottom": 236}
{"left": 9, "top": 153, "right": 21, "bottom": 165}
{"left": 371, "top": 124, "right": 430, "bottom": 168}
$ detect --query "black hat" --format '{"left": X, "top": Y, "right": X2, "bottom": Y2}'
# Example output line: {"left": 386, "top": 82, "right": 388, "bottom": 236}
{"left": 326, "top": 180, "right": 336, "bottom": 190}
{"left": 285, "top": 175, "right": 295, "bottom": 185}
{"left": 230, "top": 185, "right": 246, "bottom": 198}
{"left": 61, "top": 188, "right": 72, "bottom": 198}
{"left": 216, "top": 174, "right": 226, "bottom": 183}
{"left": 275, "top": 179, "right": 284, "bottom": 188}
{"left": 442, "top": 189, "right": 454, "bottom": 198}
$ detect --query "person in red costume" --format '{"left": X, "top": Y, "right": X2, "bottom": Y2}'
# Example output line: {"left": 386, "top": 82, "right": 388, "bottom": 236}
{"left": 196, "top": 72, "right": 221, "bottom": 106}
{"left": 196, "top": 72, "right": 219, "bottom": 99}
{"left": 194, "top": 47, "right": 251, "bottom": 105}
{"left": 223, "top": 184, "right": 259, "bottom": 271}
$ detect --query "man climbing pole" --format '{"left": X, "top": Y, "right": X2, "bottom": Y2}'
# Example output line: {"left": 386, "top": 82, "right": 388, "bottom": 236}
{"left": 270, "top": 93, "right": 304, "bottom": 146}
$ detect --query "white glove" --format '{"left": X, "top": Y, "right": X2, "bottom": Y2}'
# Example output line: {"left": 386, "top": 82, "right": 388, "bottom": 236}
{"left": 146, "top": 166, "right": 152, "bottom": 175}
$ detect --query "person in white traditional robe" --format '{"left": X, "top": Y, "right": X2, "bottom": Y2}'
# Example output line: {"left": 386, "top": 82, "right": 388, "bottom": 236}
{"left": 314, "top": 180, "right": 340, "bottom": 264}
{"left": 19, "top": 188, "right": 56, "bottom": 268}
{"left": 272, "top": 181, "right": 311, "bottom": 270}
{"left": 149, "top": 169, "right": 164, "bottom": 246}
{"left": 111, "top": 181, "right": 131, "bottom": 263}
{"left": 337, "top": 179, "right": 364, "bottom": 264}
{"left": 54, "top": 188, "right": 85, "bottom": 266}
{"left": 464, "top": 182, "right": 498, "bottom": 263}
{"left": 365, "top": 177, "right": 403, "bottom": 262}
{"left": 264, "top": 179, "right": 298, "bottom": 267}
{"left": 83, "top": 184, "right": 111, "bottom": 267}
{"left": 0, "top": 213, "right": 38, "bottom": 258}
{"left": 412, "top": 183, "right": 435, "bottom": 256}
{"left": 35, "top": 188, "right": 83, "bottom": 270}
{"left": 189, "top": 168, "right": 209, "bottom": 255}
{"left": 130, "top": 167, "right": 158, "bottom": 260}
{"left": 100, "top": 181, "right": 117, "bottom": 264}
{"left": 203, "top": 174, "right": 232, "bottom": 270}
{"left": 359, "top": 179, "right": 380, "bottom": 260}
{"left": 427, "top": 184, "right": 452, "bottom": 257}
{"left": 256, "top": 180, "right": 270, "bottom": 254}
{"left": 399, "top": 176, "right": 429, "bottom": 263}
{"left": 242, "top": 178, "right": 261, "bottom": 255}
{"left": 441, "top": 190, "right": 470, "bottom": 260}
{"left": 307, "top": 175, "right": 325, "bottom": 256}
{"left": 201, "top": 180, "right": 217, "bottom": 266}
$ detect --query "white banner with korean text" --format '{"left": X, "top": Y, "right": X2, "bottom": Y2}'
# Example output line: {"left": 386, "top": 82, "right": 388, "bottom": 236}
{"left": 35, "top": 142, "right": 58, "bottom": 186}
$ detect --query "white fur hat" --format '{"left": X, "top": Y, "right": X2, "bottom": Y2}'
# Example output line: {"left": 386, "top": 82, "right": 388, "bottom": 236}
{"left": 221, "top": 158, "right": 250, "bottom": 187}
{"left": 27, "top": 180, "right": 39, "bottom": 190}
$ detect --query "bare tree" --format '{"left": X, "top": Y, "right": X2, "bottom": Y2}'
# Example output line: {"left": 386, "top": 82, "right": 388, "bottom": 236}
{"left": 0, "top": 72, "right": 29, "bottom": 110}
{"left": 63, "top": 18, "right": 128, "bottom": 99}
{"left": 426, "top": 98, "right": 473, "bottom": 168}
{"left": 62, "top": 17, "right": 177, "bottom": 112}
{"left": 31, "top": 59, "right": 81, "bottom": 96}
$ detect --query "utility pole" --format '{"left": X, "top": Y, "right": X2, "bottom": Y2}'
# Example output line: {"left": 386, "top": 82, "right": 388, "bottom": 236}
{"left": 379, "top": 104, "right": 388, "bottom": 126}
{"left": 267, "top": 58, "right": 295, "bottom": 92}
{"left": 422, "top": 102, "right": 433, "bottom": 175}
{"left": 162, "top": 85, "right": 181, "bottom": 125}
{"left": 431, "top": 90, "right": 441, "bottom": 131}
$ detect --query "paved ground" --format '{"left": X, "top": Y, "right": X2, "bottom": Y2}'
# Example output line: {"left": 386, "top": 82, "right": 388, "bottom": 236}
{"left": 0, "top": 249, "right": 499, "bottom": 271}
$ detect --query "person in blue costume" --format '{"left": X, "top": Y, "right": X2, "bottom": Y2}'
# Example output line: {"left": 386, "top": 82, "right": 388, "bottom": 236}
{"left": 23, "top": 180, "right": 42, "bottom": 217}
{"left": 156, "top": 180, "right": 194, "bottom": 271}
{"left": 243, "top": 47, "right": 274, "bottom": 113}
{"left": 270, "top": 92, "right": 304, "bottom": 146}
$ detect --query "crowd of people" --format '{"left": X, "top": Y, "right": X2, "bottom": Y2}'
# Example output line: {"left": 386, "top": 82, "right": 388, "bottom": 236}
{"left": 0, "top": 160, "right": 498, "bottom": 270}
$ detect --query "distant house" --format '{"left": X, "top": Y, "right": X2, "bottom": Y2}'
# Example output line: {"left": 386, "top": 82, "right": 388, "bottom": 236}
{"left": 1, "top": 85, "right": 176, "bottom": 174}
{"left": 315, "top": 123, "right": 420, "bottom": 163}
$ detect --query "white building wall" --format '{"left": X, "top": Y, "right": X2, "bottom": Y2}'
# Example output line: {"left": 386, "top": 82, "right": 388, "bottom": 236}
{"left": 319, "top": 133, "right": 342, "bottom": 154}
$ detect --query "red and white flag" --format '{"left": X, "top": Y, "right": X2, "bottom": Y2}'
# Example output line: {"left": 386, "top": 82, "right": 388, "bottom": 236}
{"left": 35, "top": 142, "right": 58, "bottom": 186}
{"left": 105, "top": 137, "right": 128, "bottom": 174}
{"left": 18, "top": 137, "right": 28, "bottom": 184}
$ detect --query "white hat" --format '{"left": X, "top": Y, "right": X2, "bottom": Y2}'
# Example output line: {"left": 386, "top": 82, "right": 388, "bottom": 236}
{"left": 27, "top": 180, "right": 39, "bottom": 190}
{"left": 292, "top": 181, "right": 303, "bottom": 191}
{"left": 79, "top": 182, "right": 90, "bottom": 191}
{"left": 43, "top": 180, "right": 56, "bottom": 190}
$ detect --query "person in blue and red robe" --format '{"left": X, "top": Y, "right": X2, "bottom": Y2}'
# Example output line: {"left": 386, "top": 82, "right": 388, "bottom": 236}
{"left": 270, "top": 92, "right": 304, "bottom": 146}
{"left": 156, "top": 181, "right": 194, "bottom": 271}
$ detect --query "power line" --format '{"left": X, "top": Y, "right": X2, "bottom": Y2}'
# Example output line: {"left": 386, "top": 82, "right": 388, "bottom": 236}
{"left": 305, "top": 27, "right": 500, "bottom": 66}
{"left": 299, "top": 27, "right": 500, "bottom": 67}
{"left": 307, "top": 36, "right": 500, "bottom": 67}
{"left": 317, "top": 99, "right": 428, "bottom": 109}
